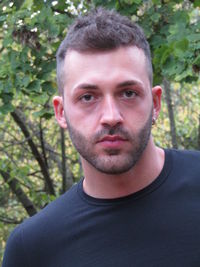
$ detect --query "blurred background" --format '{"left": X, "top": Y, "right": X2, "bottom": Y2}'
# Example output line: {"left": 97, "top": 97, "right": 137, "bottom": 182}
{"left": 0, "top": 0, "right": 199, "bottom": 262}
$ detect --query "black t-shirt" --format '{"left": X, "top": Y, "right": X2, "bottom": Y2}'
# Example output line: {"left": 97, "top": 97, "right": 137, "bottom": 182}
{"left": 2, "top": 149, "right": 200, "bottom": 267}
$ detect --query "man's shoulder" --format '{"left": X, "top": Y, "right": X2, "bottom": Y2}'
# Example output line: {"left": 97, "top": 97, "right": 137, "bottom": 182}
{"left": 3, "top": 182, "right": 84, "bottom": 265}
{"left": 166, "top": 148, "right": 200, "bottom": 183}
{"left": 9, "top": 182, "right": 81, "bottom": 242}
{"left": 167, "top": 148, "right": 200, "bottom": 163}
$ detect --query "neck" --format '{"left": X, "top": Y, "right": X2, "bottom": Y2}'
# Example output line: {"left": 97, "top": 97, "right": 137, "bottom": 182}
{"left": 82, "top": 137, "right": 165, "bottom": 199}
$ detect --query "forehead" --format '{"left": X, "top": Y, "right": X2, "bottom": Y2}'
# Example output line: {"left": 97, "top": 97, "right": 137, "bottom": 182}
{"left": 63, "top": 46, "right": 150, "bottom": 91}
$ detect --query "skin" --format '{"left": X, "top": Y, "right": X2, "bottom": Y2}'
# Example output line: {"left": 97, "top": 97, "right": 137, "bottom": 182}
{"left": 53, "top": 46, "right": 164, "bottom": 199}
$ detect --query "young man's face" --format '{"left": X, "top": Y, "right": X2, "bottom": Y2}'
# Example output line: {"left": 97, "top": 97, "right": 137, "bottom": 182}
{"left": 53, "top": 46, "right": 161, "bottom": 174}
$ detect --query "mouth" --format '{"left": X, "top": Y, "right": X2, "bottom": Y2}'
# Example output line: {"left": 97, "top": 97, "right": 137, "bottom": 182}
{"left": 98, "top": 135, "right": 127, "bottom": 142}
{"left": 97, "top": 135, "right": 128, "bottom": 149}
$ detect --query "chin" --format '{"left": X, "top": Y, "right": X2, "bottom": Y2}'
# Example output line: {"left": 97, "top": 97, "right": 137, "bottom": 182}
{"left": 90, "top": 154, "right": 138, "bottom": 175}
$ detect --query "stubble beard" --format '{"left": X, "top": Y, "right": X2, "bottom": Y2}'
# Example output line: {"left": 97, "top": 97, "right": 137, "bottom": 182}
{"left": 65, "top": 110, "right": 153, "bottom": 175}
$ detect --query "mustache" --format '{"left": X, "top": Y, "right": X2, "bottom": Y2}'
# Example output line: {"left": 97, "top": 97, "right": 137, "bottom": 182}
{"left": 94, "top": 125, "right": 132, "bottom": 142}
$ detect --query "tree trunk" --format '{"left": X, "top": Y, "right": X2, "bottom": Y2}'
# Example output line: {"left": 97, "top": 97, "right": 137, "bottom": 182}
{"left": 0, "top": 170, "right": 37, "bottom": 217}
{"left": 11, "top": 109, "right": 55, "bottom": 195}
{"left": 163, "top": 78, "right": 178, "bottom": 149}
{"left": 39, "top": 118, "right": 48, "bottom": 169}
{"left": 60, "top": 128, "right": 73, "bottom": 193}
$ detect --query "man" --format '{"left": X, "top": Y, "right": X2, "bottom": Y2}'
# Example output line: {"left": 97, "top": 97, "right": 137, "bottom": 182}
{"left": 3, "top": 8, "right": 200, "bottom": 267}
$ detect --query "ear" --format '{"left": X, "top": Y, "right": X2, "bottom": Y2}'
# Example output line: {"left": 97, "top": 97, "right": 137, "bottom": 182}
{"left": 52, "top": 96, "right": 67, "bottom": 129}
{"left": 152, "top": 86, "right": 162, "bottom": 120}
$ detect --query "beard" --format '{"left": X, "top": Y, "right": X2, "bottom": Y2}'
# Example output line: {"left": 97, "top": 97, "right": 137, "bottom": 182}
{"left": 65, "top": 110, "right": 153, "bottom": 175}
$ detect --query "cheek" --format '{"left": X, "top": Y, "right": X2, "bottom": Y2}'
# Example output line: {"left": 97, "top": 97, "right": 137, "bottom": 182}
{"left": 137, "top": 96, "right": 153, "bottom": 117}
{"left": 123, "top": 101, "right": 151, "bottom": 118}
{"left": 64, "top": 98, "right": 100, "bottom": 126}
{"left": 123, "top": 103, "right": 152, "bottom": 130}
{"left": 65, "top": 107, "right": 98, "bottom": 135}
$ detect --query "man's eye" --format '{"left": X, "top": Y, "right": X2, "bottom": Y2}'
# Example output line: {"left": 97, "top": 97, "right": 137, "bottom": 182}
{"left": 123, "top": 90, "right": 137, "bottom": 98}
{"left": 80, "top": 94, "right": 94, "bottom": 102}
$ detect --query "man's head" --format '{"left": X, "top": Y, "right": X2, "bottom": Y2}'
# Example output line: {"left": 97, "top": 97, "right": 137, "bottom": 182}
{"left": 56, "top": 8, "right": 153, "bottom": 95}
{"left": 53, "top": 8, "right": 162, "bottom": 175}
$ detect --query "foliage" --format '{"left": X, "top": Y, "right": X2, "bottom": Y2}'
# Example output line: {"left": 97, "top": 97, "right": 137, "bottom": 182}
{"left": 0, "top": 0, "right": 199, "bottom": 263}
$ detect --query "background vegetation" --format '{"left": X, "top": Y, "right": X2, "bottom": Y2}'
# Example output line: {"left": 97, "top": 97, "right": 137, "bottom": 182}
{"left": 0, "top": 0, "right": 199, "bottom": 262}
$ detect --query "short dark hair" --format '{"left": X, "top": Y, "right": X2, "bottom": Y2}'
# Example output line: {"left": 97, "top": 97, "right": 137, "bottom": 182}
{"left": 56, "top": 8, "right": 153, "bottom": 94}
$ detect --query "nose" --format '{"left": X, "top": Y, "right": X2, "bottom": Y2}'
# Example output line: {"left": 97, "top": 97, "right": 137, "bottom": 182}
{"left": 100, "top": 96, "right": 123, "bottom": 127}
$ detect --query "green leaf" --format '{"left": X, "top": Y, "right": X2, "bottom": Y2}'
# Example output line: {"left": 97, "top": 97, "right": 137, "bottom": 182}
{"left": 27, "top": 80, "right": 40, "bottom": 92}
{"left": 40, "top": 61, "right": 56, "bottom": 73}
{"left": 13, "top": 0, "right": 25, "bottom": 10}
{"left": 172, "top": 11, "right": 189, "bottom": 25}
{"left": 22, "top": 76, "right": 31, "bottom": 87}
{"left": 154, "top": 44, "right": 172, "bottom": 66}
{"left": 175, "top": 68, "right": 193, "bottom": 82}
{"left": 151, "top": 13, "right": 161, "bottom": 23}
{"left": 32, "top": 108, "right": 54, "bottom": 119}
{"left": 163, "top": 57, "right": 186, "bottom": 78}
{"left": 3, "top": 36, "right": 13, "bottom": 47}
{"left": 0, "top": 103, "right": 14, "bottom": 115}
{"left": 10, "top": 51, "right": 20, "bottom": 70}
{"left": 30, "top": 92, "right": 49, "bottom": 104}
{"left": 194, "top": 0, "right": 200, "bottom": 7}
{"left": 2, "top": 92, "right": 13, "bottom": 103}
{"left": 41, "top": 81, "right": 55, "bottom": 95}
{"left": 168, "top": 22, "right": 189, "bottom": 41}
{"left": 93, "top": 0, "right": 116, "bottom": 9}
{"left": 124, "top": 0, "right": 141, "bottom": 4}
{"left": 152, "top": 0, "right": 161, "bottom": 4}
{"left": 173, "top": 39, "right": 189, "bottom": 57}
{"left": 0, "top": 15, "right": 7, "bottom": 22}
{"left": 33, "top": 0, "right": 44, "bottom": 9}
{"left": 21, "top": 0, "right": 33, "bottom": 9}
{"left": 193, "top": 54, "right": 200, "bottom": 66}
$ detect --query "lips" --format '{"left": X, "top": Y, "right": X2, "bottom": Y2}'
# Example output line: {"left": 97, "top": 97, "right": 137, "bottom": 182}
{"left": 97, "top": 135, "right": 128, "bottom": 149}
{"left": 98, "top": 135, "right": 127, "bottom": 142}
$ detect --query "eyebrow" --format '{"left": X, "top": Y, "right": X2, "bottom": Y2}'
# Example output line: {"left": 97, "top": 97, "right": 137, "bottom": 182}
{"left": 116, "top": 80, "right": 144, "bottom": 89}
{"left": 74, "top": 83, "right": 99, "bottom": 91}
{"left": 73, "top": 80, "right": 144, "bottom": 91}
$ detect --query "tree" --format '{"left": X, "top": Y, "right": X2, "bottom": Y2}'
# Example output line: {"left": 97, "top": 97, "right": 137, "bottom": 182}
{"left": 0, "top": 0, "right": 80, "bottom": 260}
{"left": 0, "top": 0, "right": 199, "bottom": 262}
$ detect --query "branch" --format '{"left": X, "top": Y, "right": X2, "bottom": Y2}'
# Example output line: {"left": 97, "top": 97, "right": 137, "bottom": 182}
{"left": 11, "top": 109, "right": 55, "bottom": 195}
{"left": 39, "top": 118, "right": 48, "bottom": 169}
{"left": 51, "top": 7, "right": 75, "bottom": 17}
{"left": 0, "top": 148, "right": 19, "bottom": 167}
{"left": 0, "top": 170, "right": 37, "bottom": 217}
{"left": 0, "top": 46, "right": 4, "bottom": 54}
{"left": 0, "top": 215, "right": 23, "bottom": 225}
{"left": 60, "top": 128, "right": 73, "bottom": 193}
{"left": 163, "top": 78, "right": 178, "bottom": 149}
{"left": 24, "top": 117, "right": 75, "bottom": 183}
